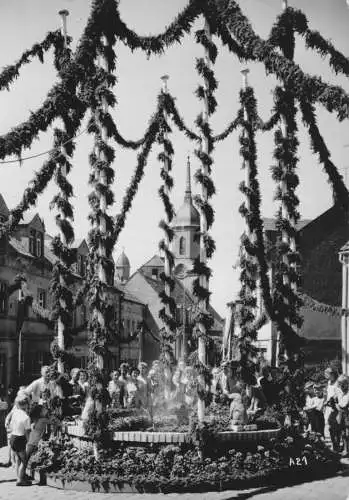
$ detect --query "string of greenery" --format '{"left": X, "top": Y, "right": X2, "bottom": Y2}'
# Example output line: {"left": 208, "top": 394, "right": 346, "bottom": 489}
{"left": 157, "top": 91, "right": 177, "bottom": 364}
{"left": 0, "top": 30, "right": 64, "bottom": 92}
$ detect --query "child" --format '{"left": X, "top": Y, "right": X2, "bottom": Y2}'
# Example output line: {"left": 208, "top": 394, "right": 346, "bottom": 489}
{"left": 26, "top": 404, "right": 50, "bottom": 464}
{"left": 336, "top": 375, "right": 349, "bottom": 456}
{"left": 8, "top": 395, "right": 31, "bottom": 486}
{"left": 311, "top": 385, "right": 325, "bottom": 435}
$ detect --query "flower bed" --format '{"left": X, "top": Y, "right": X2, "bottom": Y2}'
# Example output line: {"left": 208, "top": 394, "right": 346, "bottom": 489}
{"left": 29, "top": 429, "right": 341, "bottom": 493}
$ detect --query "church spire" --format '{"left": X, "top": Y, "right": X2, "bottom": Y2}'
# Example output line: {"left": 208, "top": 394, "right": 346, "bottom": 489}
{"left": 184, "top": 155, "right": 192, "bottom": 203}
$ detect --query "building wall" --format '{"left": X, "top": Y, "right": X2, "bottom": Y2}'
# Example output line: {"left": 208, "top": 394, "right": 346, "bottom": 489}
{"left": 0, "top": 252, "right": 53, "bottom": 390}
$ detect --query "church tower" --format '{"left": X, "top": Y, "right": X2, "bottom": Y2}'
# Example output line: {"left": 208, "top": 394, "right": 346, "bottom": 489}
{"left": 115, "top": 249, "right": 130, "bottom": 283}
{"left": 172, "top": 157, "right": 200, "bottom": 288}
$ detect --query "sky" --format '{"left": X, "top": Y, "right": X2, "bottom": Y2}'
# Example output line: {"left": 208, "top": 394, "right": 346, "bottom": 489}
{"left": 0, "top": 0, "right": 349, "bottom": 318}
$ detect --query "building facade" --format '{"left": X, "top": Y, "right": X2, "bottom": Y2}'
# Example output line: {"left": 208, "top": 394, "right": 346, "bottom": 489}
{"left": 229, "top": 204, "right": 349, "bottom": 365}
{"left": 0, "top": 193, "right": 151, "bottom": 393}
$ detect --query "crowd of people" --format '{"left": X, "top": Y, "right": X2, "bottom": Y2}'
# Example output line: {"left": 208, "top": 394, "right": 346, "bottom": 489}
{"left": 2, "top": 359, "right": 349, "bottom": 486}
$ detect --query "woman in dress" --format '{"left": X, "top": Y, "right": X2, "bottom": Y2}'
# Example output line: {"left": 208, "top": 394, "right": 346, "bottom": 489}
{"left": 126, "top": 368, "right": 142, "bottom": 408}
{"left": 108, "top": 370, "right": 124, "bottom": 408}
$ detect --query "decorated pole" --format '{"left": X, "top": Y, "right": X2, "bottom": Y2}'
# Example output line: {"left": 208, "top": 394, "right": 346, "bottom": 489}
{"left": 339, "top": 245, "right": 349, "bottom": 375}
{"left": 94, "top": 35, "right": 111, "bottom": 371}
{"left": 197, "top": 19, "right": 211, "bottom": 424}
{"left": 161, "top": 74, "right": 174, "bottom": 362}
{"left": 56, "top": 8, "right": 70, "bottom": 374}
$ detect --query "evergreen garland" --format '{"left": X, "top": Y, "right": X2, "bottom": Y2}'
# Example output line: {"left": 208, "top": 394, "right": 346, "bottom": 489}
{"left": 237, "top": 85, "right": 266, "bottom": 383}
{"left": 269, "top": 10, "right": 303, "bottom": 362}
{"left": 214, "top": 0, "right": 349, "bottom": 120}
{"left": 113, "top": 0, "right": 202, "bottom": 55}
{"left": 157, "top": 90, "right": 177, "bottom": 363}
{"left": 87, "top": 0, "right": 119, "bottom": 379}
{"left": 0, "top": 30, "right": 64, "bottom": 92}
{"left": 191, "top": 19, "right": 217, "bottom": 405}
{"left": 49, "top": 43, "right": 80, "bottom": 372}
{"left": 299, "top": 98, "right": 349, "bottom": 208}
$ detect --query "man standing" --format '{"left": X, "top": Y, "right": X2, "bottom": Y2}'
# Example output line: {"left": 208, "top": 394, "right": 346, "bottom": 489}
{"left": 24, "top": 366, "right": 52, "bottom": 403}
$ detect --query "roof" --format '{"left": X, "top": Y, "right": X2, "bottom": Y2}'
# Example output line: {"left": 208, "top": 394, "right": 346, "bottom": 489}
{"left": 44, "top": 243, "right": 58, "bottom": 265}
{"left": 0, "top": 194, "right": 9, "bottom": 217}
{"left": 263, "top": 217, "right": 312, "bottom": 232}
{"left": 340, "top": 241, "right": 349, "bottom": 254}
{"left": 139, "top": 269, "right": 223, "bottom": 330}
{"left": 142, "top": 255, "right": 164, "bottom": 268}
{"left": 116, "top": 250, "right": 130, "bottom": 268}
{"left": 9, "top": 237, "right": 34, "bottom": 258}
{"left": 172, "top": 200, "right": 200, "bottom": 228}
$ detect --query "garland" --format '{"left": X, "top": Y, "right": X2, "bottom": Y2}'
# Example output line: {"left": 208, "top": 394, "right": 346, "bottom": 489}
{"left": 237, "top": 85, "right": 265, "bottom": 383}
{"left": 191, "top": 19, "right": 217, "bottom": 406}
{"left": 269, "top": 8, "right": 349, "bottom": 78}
{"left": 299, "top": 98, "right": 349, "bottom": 208}
{"left": 157, "top": 86, "right": 177, "bottom": 364}
{"left": 113, "top": 0, "right": 202, "bottom": 55}
{"left": 299, "top": 291, "right": 347, "bottom": 318}
{"left": 0, "top": 30, "right": 63, "bottom": 92}
{"left": 87, "top": 68, "right": 117, "bottom": 373}
{"left": 269, "top": 8, "right": 303, "bottom": 361}
{"left": 49, "top": 42, "right": 79, "bottom": 372}
{"left": 214, "top": 0, "right": 349, "bottom": 120}
{"left": 0, "top": 0, "right": 112, "bottom": 161}
{"left": 112, "top": 96, "right": 165, "bottom": 244}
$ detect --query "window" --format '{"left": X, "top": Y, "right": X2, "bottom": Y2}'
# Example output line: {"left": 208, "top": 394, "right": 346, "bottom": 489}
{"left": 29, "top": 229, "right": 44, "bottom": 257}
{"left": 37, "top": 289, "right": 46, "bottom": 309}
{"left": 29, "top": 229, "right": 36, "bottom": 255}
{"left": 0, "top": 281, "right": 8, "bottom": 315}
{"left": 36, "top": 232, "right": 43, "bottom": 257}
{"left": 151, "top": 268, "right": 158, "bottom": 280}
{"left": 179, "top": 236, "right": 186, "bottom": 255}
{"left": 77, "top": 254, "right": 86, "bottom": 277}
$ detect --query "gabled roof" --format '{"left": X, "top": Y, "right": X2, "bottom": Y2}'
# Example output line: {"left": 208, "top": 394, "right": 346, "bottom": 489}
{"left": 340, "top": 241, "right": 349, "bottom": 254}
{"left": 115, "top": 283, "right": 146, "bottom": 306}
{"left": 0, "top": 194, "right": 9, "bottom": 218}
{"left": 142, "top": 255, "right": 164, "bottom": 268}
{"left": 19, "top": 212, "right": 45, "bottom": 231}
{"left": 9, "top": 237, "right": 34, "bottom": 259}
{"left": 139, "top": 269, "right": 223, "bottom": 330}
{"left": 263, "top": 217, "right": 312, "bottom": 232}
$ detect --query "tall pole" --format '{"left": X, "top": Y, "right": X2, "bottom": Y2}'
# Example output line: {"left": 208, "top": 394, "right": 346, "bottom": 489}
{"left": 160, "top": 74, "right": 175, "bottom": 363}
{"left": 196, "top": 19, "right": 212, "bottom": 424}
{"left": 17, "top": 287, "right": 24, "bottom": 376}
{"left": 57, "top": 9, "right": 70, "bottom": 374}
{"left": 93, "top": 35, "right": 111, "bottom": 371}
{"left": 340, "top": 251, "right": 349, "bottom": 375}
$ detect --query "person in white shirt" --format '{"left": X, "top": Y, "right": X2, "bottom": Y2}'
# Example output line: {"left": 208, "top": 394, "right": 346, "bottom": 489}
{"left": 8, "top": 395, "right": 31, "bottom": 486}
{"left": 336, "top": 375, "right": 349, "bottom": 456}
{"left": 324, "top": 367, "right": 340, "bottom": 442}
{"left": 24, "top": 366, "right": 52, "bottom": 403}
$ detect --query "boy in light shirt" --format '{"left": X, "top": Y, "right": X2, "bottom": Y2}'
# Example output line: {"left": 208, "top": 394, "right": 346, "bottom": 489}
{"left": 8, "top": 395, "right": 32, "bottom": 486}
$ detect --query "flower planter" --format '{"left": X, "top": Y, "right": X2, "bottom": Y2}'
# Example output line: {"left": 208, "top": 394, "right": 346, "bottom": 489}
{"left": 66, "top": 421, "right": 281, "bottom": 446}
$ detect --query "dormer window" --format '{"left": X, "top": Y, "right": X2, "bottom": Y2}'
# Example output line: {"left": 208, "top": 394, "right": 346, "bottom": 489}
{"left": 29, "top": 229, "right": 44, "bottom": 257}
{"left": 36, "top": 232, "right": 43, "bottom": 257}
{"left": 29, "top": 229, "right": 36, "bottom": 255}
{"left": 77, "top": 254, "right": 86, "bottom": 277}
